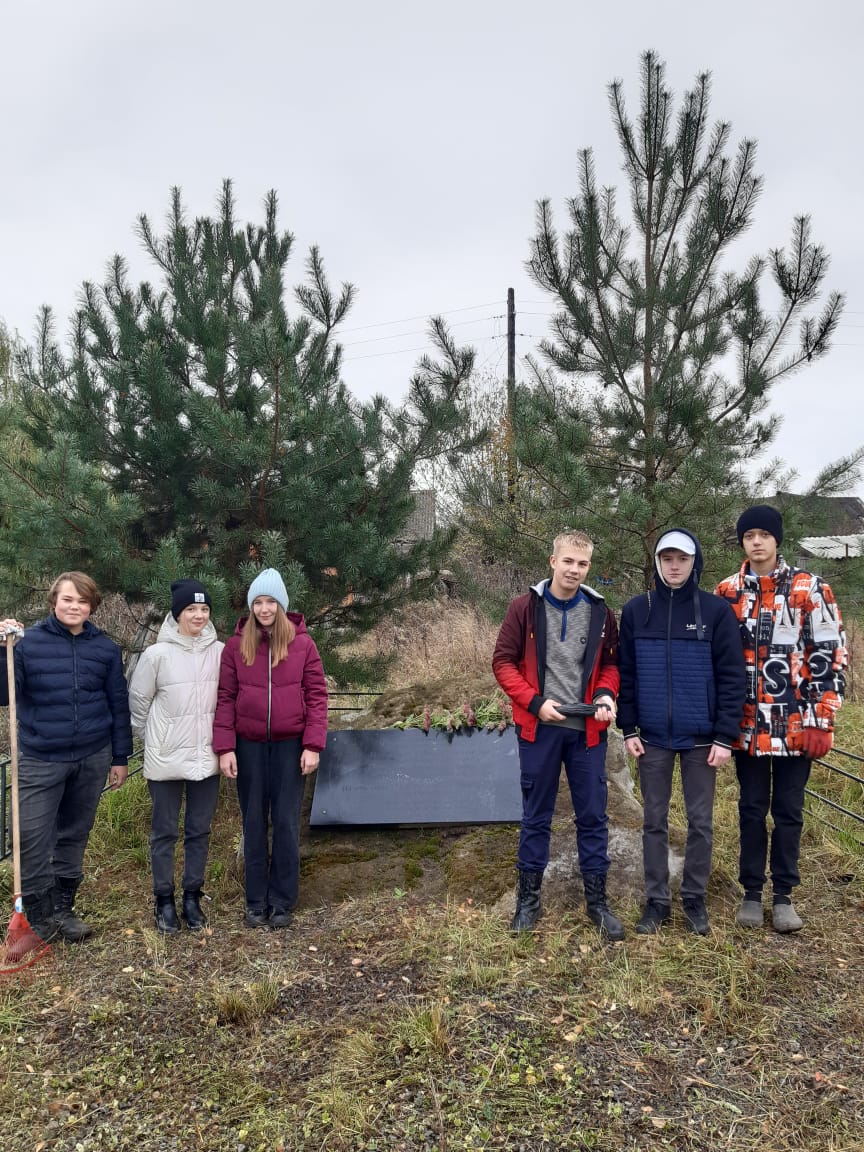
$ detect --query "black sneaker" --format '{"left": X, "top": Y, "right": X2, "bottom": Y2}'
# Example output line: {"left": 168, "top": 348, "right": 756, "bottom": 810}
{"left": 682, "top": 898, "right": 710, "bottom": 936}
{"left": 244, "top": 907, "right": 271, "bottom": 929}
{"left": 636, "top": 900, "right": 672, "bottom": 934}
{"left": 269, "top": 909, "right": 293, "bottom": 930}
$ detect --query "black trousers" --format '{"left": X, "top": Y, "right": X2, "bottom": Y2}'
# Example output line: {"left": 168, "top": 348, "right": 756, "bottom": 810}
{"left": 235, "top": 736, "right": 305, "bottom": 914}
{"left": 735, "top": 753, "right": 811, "bottom": 897}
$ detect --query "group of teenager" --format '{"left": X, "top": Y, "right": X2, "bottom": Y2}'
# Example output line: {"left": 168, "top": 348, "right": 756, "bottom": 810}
{"left": 493, "top": 505, "right": 847, "bottom": 938}
{"left": 0, "top": 567, "right": 328, "bottom": 950}
{"left": 0, "top": 502, "right": 848, "bottom": 953}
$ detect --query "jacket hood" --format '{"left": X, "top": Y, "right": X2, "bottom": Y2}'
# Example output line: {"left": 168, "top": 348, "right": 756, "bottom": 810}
{"left": 156, "top": 611, "right": 219, "bottom": 649}
{"left": 232, "top": 611, "right": 308, "bottom": 638}
{"left": 653, "top": 528, "right": 703, "bottom": 593}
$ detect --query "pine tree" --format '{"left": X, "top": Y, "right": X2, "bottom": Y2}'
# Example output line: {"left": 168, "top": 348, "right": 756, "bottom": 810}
{"left": 0, "top": 184, "right": 482, "bottom": 641}
{"left": 520, "top": 51, "right": 853, "bottom": 591}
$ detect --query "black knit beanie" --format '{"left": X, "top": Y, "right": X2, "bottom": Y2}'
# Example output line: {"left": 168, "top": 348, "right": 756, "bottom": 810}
{"left": 736, "top": 505, "right": 783, "bottom": 546}
{"left": 171, "top": 579, "right": 212, "bottom": 620}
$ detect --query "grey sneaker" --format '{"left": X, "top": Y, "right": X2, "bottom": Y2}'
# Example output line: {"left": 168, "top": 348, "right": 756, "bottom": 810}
{"left": 772, "top": 902, "right": 803, "bottom": 933}
{"left": 735, "top": 899, "right": 764, "bottom": 928}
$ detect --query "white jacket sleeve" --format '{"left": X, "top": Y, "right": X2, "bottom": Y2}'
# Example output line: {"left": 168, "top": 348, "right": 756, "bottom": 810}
{"left": 129, "top": 650, "right": 158, "bottom": 740}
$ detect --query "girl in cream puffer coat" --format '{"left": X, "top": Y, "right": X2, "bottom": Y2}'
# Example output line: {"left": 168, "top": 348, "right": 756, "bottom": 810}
{"left": 129, "top": 581, "right": 223, "bottom": 934}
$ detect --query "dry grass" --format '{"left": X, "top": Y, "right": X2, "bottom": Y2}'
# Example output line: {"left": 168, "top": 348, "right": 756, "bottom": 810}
{"left": 339, "top": 598, "right": 500, "bottom": 687}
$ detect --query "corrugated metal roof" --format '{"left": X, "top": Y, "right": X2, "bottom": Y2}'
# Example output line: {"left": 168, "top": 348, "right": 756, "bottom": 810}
{"left": 799, "top": 535, "right": 864, "bottom": 559}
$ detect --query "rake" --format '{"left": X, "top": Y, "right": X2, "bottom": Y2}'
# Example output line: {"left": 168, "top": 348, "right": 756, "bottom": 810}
{"left": 0, "top": 628, "right": 52, "bottom": 973}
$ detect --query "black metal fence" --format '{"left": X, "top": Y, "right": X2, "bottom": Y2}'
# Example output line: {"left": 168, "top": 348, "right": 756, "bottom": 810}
{"left": 804, "top": 747, "right": 864, "bottom": 847}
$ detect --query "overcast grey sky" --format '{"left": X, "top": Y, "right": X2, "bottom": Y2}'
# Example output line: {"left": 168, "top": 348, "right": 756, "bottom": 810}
{"left": 2, "top": 0, "right": 862, "bottom": 493}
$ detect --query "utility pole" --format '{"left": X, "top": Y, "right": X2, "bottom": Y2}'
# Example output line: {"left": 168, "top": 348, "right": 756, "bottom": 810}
{"left": 506, "top": 287, "right": 516, "bottom": 504}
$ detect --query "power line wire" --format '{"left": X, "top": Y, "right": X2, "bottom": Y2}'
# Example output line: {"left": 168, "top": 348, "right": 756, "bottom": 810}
{"left": 341, "top": 313, "right": 504, "bottom": 349}
{"left": 338, "top": 300, "right": 504, "bottom": 335}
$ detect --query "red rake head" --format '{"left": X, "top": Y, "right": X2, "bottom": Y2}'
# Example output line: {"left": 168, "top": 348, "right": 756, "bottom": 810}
{"left": 0, "top": 909, "right": 52, "bottom": 973}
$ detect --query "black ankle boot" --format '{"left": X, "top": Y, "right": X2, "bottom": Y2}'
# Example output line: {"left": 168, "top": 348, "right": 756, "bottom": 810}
{"left": 23, "top": 891, "right": 61, "bottom": 946}
{"left": 583, "top": 873, "right": 625, "bottom": 941}
{"left": 182, "top": 890, "right": 206, "bottom": 931}
{"left": 510, "top": 870, "right": 543, "bottom": 932}
{"left": 154, "top": 892, "right": 180, "bottom": 935}
{"left": 53, "top": 878, "right": 94, "bottom": 942}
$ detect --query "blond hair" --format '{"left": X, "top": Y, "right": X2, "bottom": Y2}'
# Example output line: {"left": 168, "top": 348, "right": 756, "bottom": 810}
{"left": 49, "top": 571, "right": 102, "bottom": 611}
{"left": 240, "top": 604, "right": 296, "bottom": 667}
{"left": 552, "top": 530, "right": 594, "bottom": 556}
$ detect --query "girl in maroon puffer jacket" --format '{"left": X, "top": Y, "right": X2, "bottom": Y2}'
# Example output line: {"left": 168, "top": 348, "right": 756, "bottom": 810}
{"left": 213, "top": 569, "right": 328, "bottom": 929}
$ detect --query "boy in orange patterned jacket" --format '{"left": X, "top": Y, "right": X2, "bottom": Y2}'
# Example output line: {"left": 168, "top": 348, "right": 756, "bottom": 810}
{"left": 715, "top": 505, "right": 847, "bottom": 933}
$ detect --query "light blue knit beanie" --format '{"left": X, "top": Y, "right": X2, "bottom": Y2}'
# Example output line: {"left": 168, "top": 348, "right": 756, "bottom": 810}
{"left": 246, "top": 568, "right": 289, "bottom": 612}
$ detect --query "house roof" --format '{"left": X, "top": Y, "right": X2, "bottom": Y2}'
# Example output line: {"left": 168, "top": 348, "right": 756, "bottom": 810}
{"left": 772, "top": 493, "right": 864, "bottom": 535}
{"left": 798, "top": 535, "right": 864, "bottom": 559}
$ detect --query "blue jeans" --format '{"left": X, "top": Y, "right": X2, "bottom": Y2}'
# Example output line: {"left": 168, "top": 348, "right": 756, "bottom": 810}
{"left": 235, "top": 737, "right": 306, "bottom": 913}
{"left": 517, "top": 725, "right": 610, "bottom": 875}
{"left": 148, "top": 776, "right": 220, "bottom": 895}
{"left": 18, "top": 744, "right": 112, "bottom": 899}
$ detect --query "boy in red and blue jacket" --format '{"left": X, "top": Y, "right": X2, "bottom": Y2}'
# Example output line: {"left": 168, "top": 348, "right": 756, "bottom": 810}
{"left": 493, "top": 530, "right": 622, "bottom": 937}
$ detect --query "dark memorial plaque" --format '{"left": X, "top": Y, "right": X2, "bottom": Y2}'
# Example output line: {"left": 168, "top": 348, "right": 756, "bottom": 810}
{"left": 310, "top": 728, "right": 521, "bottom": 827}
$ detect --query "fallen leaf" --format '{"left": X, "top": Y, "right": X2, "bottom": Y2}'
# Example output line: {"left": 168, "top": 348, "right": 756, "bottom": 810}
{"left": 308, "top": 946, "right": 318, "bottom": 953}
{"left": 350, "top": 957, "right": 363, "bottom": 966}
{"left": 121, "top": 966, "right": 134, "bottom": 974}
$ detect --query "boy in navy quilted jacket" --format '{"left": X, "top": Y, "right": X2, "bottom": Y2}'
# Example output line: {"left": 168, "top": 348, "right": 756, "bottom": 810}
{"left": 0, "top": 572, "right": 132, "bottom": 950}
{"left": 618, "top": 531, "right": 745, "bottom": 935}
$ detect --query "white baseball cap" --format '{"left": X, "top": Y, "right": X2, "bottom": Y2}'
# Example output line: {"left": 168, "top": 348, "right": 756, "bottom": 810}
{"left": 655, "top": 531, "right": 696, "bottom": 557}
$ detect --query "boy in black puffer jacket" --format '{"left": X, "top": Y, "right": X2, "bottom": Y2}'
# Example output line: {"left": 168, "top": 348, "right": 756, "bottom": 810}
{"left": 617, "top": 531, "right": 745, "bottom": 935}
{"left": 0, "top": 572, "right": 132, "bottom": 950}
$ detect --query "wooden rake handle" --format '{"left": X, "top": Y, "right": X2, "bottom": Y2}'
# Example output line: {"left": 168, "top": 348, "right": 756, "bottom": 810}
{"left": 3, "top": 635, "right": 22, "bottom": 899}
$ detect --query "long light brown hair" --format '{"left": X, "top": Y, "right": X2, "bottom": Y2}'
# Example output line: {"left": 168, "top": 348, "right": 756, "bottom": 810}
{"left": 240, "top": 604, "right": 295, "bottom": 667}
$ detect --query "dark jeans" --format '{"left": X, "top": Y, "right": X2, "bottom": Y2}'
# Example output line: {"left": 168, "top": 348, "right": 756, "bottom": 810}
{"left": 517, "top": 724, "right": 609, "bottom": 875}
{"left": 235, "top": 736, "right": 306, "bottom": 914}
{"left": 639, "top": 744, "right": 716, "bottom": 903}
{"left": 18, "top": 744, "right": 112, "bottom": 899}
{"left": 148, "top": 775, "right": 220, "bottom": 895}
{"left": 736, "top": 753, "right": 811, "bottom": 896}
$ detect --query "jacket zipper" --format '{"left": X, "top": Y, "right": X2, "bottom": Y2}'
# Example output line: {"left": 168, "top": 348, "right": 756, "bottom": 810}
{"left": 267, "top": 644, "right": 272, "bottom": 741}
{"left": 71, "top": 634, "right": 79, "bottom": 738}
{"left": 666, "top": 590, "right": 674, "bottom": 740}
